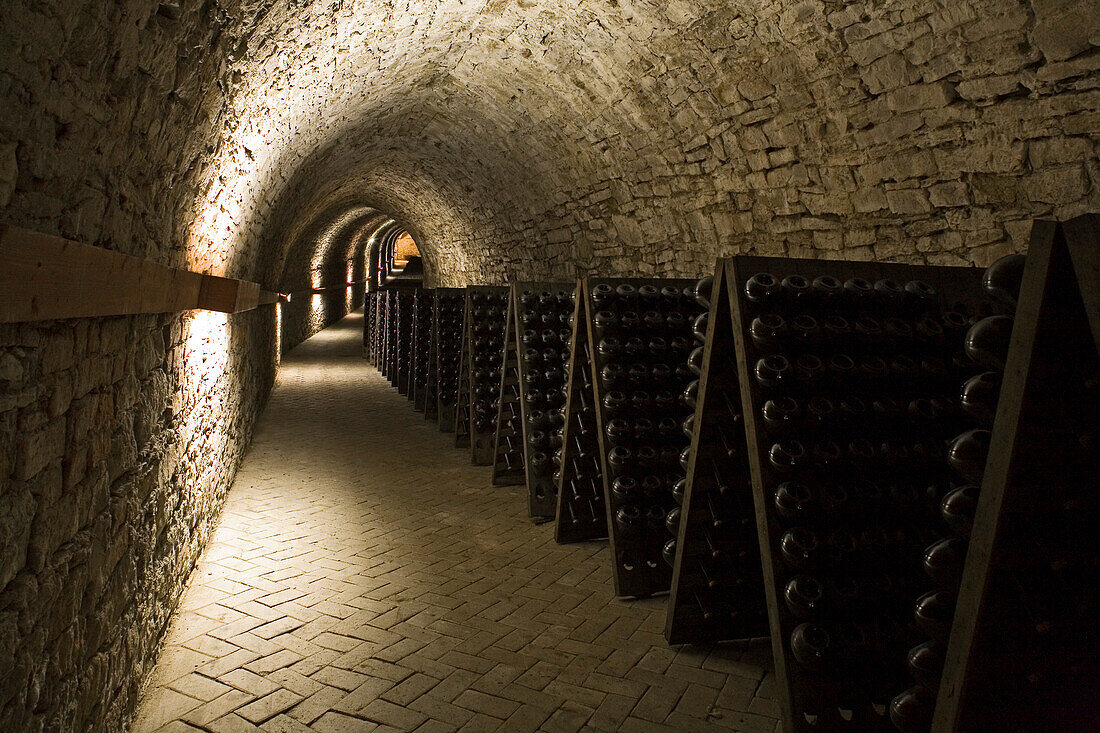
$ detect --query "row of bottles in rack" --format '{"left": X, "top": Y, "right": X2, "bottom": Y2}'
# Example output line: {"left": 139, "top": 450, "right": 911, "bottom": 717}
{"left": 890, "top": 255, "right": 1024, "bottom": 732}
{"left": 518, "top": 289, "right": 575, "bottom": 513}
{"left": 732, "top": 264, "right": 1000, "bottom": 731}
{"left": 589, "top": 280, "right": 705, "bottom": 596}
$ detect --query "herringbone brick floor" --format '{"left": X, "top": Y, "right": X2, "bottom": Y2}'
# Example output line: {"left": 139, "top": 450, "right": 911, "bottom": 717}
{"left": 131, "top": 310, "right": 780, "bottom": 733}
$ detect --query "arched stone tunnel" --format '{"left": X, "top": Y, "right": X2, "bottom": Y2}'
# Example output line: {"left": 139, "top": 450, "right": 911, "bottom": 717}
{"left": 0, "top": 0, "right": 1097, "bottom": 730}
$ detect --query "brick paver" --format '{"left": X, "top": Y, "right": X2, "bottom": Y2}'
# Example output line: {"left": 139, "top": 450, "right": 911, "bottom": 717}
{"left": 132, "top": 310, "right": 779, "bottom": 732}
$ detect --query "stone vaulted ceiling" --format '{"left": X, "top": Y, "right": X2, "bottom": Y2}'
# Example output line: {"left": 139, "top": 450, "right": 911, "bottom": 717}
{"left": 2, "top": 0, "right": 1097, "bottom": 291}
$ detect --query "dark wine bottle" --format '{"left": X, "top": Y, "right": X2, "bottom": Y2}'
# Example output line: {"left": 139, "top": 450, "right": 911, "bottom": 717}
{"left": 914, "top": 590, "right": 956, "bottom": 643}
{"left": 779, "top": 527, "right": 818, "bottom": 570}
{"left": 922, "top": 536, "right": 968, "bottom": 588}
{"left": 774, "top": 481, "right": 814, "bottom": 522}
{"left": 694, "top": 276, "right": 713, "bottom": 309}
{"left": 889, "top": 685, "right": 934, "bottom": 733}
{"left": 662, "top": 539, "right": 677, "bottom": 567}
{"left": 940, "top": 485, "right": 979, "bottom": 539}
{"left": 982, "top": 253, "right": 1026, "bottom": 308}
{"left": 783, "top": 575, "right": 824, "bottom": 619}
{"left": 907, "top": 641, "right": 945, "bottom": 691}
{"left": 744, "top": 272, "right": 779, "bottom": 304}
{"left": 959, "top": 371, "right": 1001, "bottom": 426}
{"left": 790, "top": 623, "right": 831, "bottom": 673}
{"left": 964, "top": 315, "right": 1014, "bottom": 371}
{"left": 947, "top": 429, "right": 992, "bottom": 484}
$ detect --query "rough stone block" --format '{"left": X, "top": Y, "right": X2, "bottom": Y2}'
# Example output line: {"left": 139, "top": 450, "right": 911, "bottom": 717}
{"left": 1022, "top": 164, "right": 1090, "bottom": 203}
{"left": 15, "top": 417, "right": 65, "bottom": 481}
{"left": 886, "top": 187, "right": 933, "bottom": 214}
{"left": 928, "top": 180, "right": 970, "bottom": 207}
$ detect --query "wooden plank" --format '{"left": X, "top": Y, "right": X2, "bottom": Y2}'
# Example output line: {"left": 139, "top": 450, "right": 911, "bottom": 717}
{"left": 0, "top": 224, "right": 278, "bottom": 321}
{"left": 1, "top": 224, "right": 202, "bottom": 320}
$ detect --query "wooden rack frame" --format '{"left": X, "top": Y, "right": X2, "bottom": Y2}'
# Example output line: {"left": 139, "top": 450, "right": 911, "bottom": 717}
{"left": 457, "top": 286, "right": 509, "bottom": 465}
{"left": 434, "top": 288, "right": 465, "bottom": 433}
{"left": 494, "top": 282, "right": 575, "bottom": 515}
{"left": 554, "top": 282, "right": 607, "bottom": 542}
{"left": 411, "top": 288, "right": 435, "bottom": 411}
{"left": 423, "top": 291, "right": 441, "bottom": 422}
{"left": 381, "top": 290, "right": 394, "bottom": 382}
{"left": 933, "top": 215, "right": 1100, "bottom": 732}
{"left": 666, "top": 260, "right": 768, "bottom": 645}
{"left": 723, "top": 255, "right": 989, "bottom": 732}
{"left": 583, "top": 276, "right": 698, "bottom": 599}
{"left": 365, "top": 291, "right": 379, "bottom": 360}
{"left": 491, "top": 289, "right": 525, "bottom": 487}
{"left": 393, "top": 289, "right": 414, "bottom": 395}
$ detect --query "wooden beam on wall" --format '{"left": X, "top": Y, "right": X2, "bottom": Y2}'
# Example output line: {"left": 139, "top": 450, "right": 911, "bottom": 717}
{"left": 0, "top": 224, "right": 280, "bottom": 323}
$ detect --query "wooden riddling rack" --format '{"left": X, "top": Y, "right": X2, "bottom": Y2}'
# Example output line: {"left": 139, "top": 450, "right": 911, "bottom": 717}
{"left": 722, "top": 255, "right": 995, "bottom": 732}
{"left": 365, "top": 290, "right": 378, "bottom": 359}
{"left": 394, "top": 289, "right": 414, "bottom": 396}
{"left": 423, "top": 291, "right": 440, "bottom": 422}
{"left": 411, "top": 288, "right": 434, "bottom": 411}
{"left": 381, "top": 290, "right": 394, "bottom": 381}
{"left": 932, "top": 216, "right": 1099, "bottom": 732}
{"left": 666, "top": 262, "right": 769, "bottom": 645}
{"left": 374, "top": 290, "right": 388, "bottom": 372}
{"left": 496, "top": 283, "right": 575, "bottom": 516}
{"left": 456, "top": 286, "right": 509, "bottom": 463}
{"left": 554, "top": 283, "right": 606, "bottom": 543}
{"left": 491, "top": 288, "right": 525, "bottom": 487}
{"left": 585, "top": 277, "right": 704, "bottom": 599}
{"left": 434, "top": 288, "right": 465, "bottom": 434}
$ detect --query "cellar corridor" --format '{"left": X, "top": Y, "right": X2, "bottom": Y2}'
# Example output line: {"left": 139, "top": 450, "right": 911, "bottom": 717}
{"left": 129, "top": 310, "right": 780, "bottom": 733}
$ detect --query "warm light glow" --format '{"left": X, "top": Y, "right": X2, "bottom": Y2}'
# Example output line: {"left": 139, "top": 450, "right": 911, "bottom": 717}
{"left": 275, "top": 301, "right": 283, "bottom": 360}
{"left": 181, "top": 310, "right": 231, "bottom": 405}
{"left": 393, "top": 231, "right": 420, "bottom": 260}
{"left": 176, "top": 309, "right": 236, "bottom": 505}
{"left": 311, "top": 292, "right": 328, "bottom": 326}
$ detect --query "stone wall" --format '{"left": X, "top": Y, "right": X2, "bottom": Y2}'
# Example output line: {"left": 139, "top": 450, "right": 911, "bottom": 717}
{"left": 1, "top": 0, "right": 1098, "bottom": 731}
{"left": 0, "top": 308, "right": 277, "bottom": 731}
{"left": 0, "top": 1, "right": 367, "bottom": 729}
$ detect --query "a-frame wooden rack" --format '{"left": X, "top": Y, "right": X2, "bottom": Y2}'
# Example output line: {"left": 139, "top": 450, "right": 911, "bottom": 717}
{"left": 434, "top": 288, "right": 465, "bottom": 433}
{"left": 410, "top": 288, "right": 434, "bottom": 412}
{"left": 555, "top": 281, "right": 607, "bottom": 542}
{"left": 393, "top": 288, "right": 414, "bottom": 395}
{"left": 933, "top": 215, "right": 1100, "bottom": 732}
{"left": 365, "top": 290, "right": 379, "bottom": 360}
{"left": 455, "top": 286, "right": 509, "bottom": 464}
{"left": 491, "top": 286, "right": 525, "bottom": 487}
{"left": 582, "top": 276, "right": 701, "bottom": 599}
{"left": 721, "top": 255, "right": 991, "bottom": 732}
{"left": 665, "top": 260, "right": 768, "bottom": 645}
{"left": 423, "top": 290, "right": 440, "bottom": 422}
{"left": 492, "top": 283, "right": 575, "bottom": 514}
